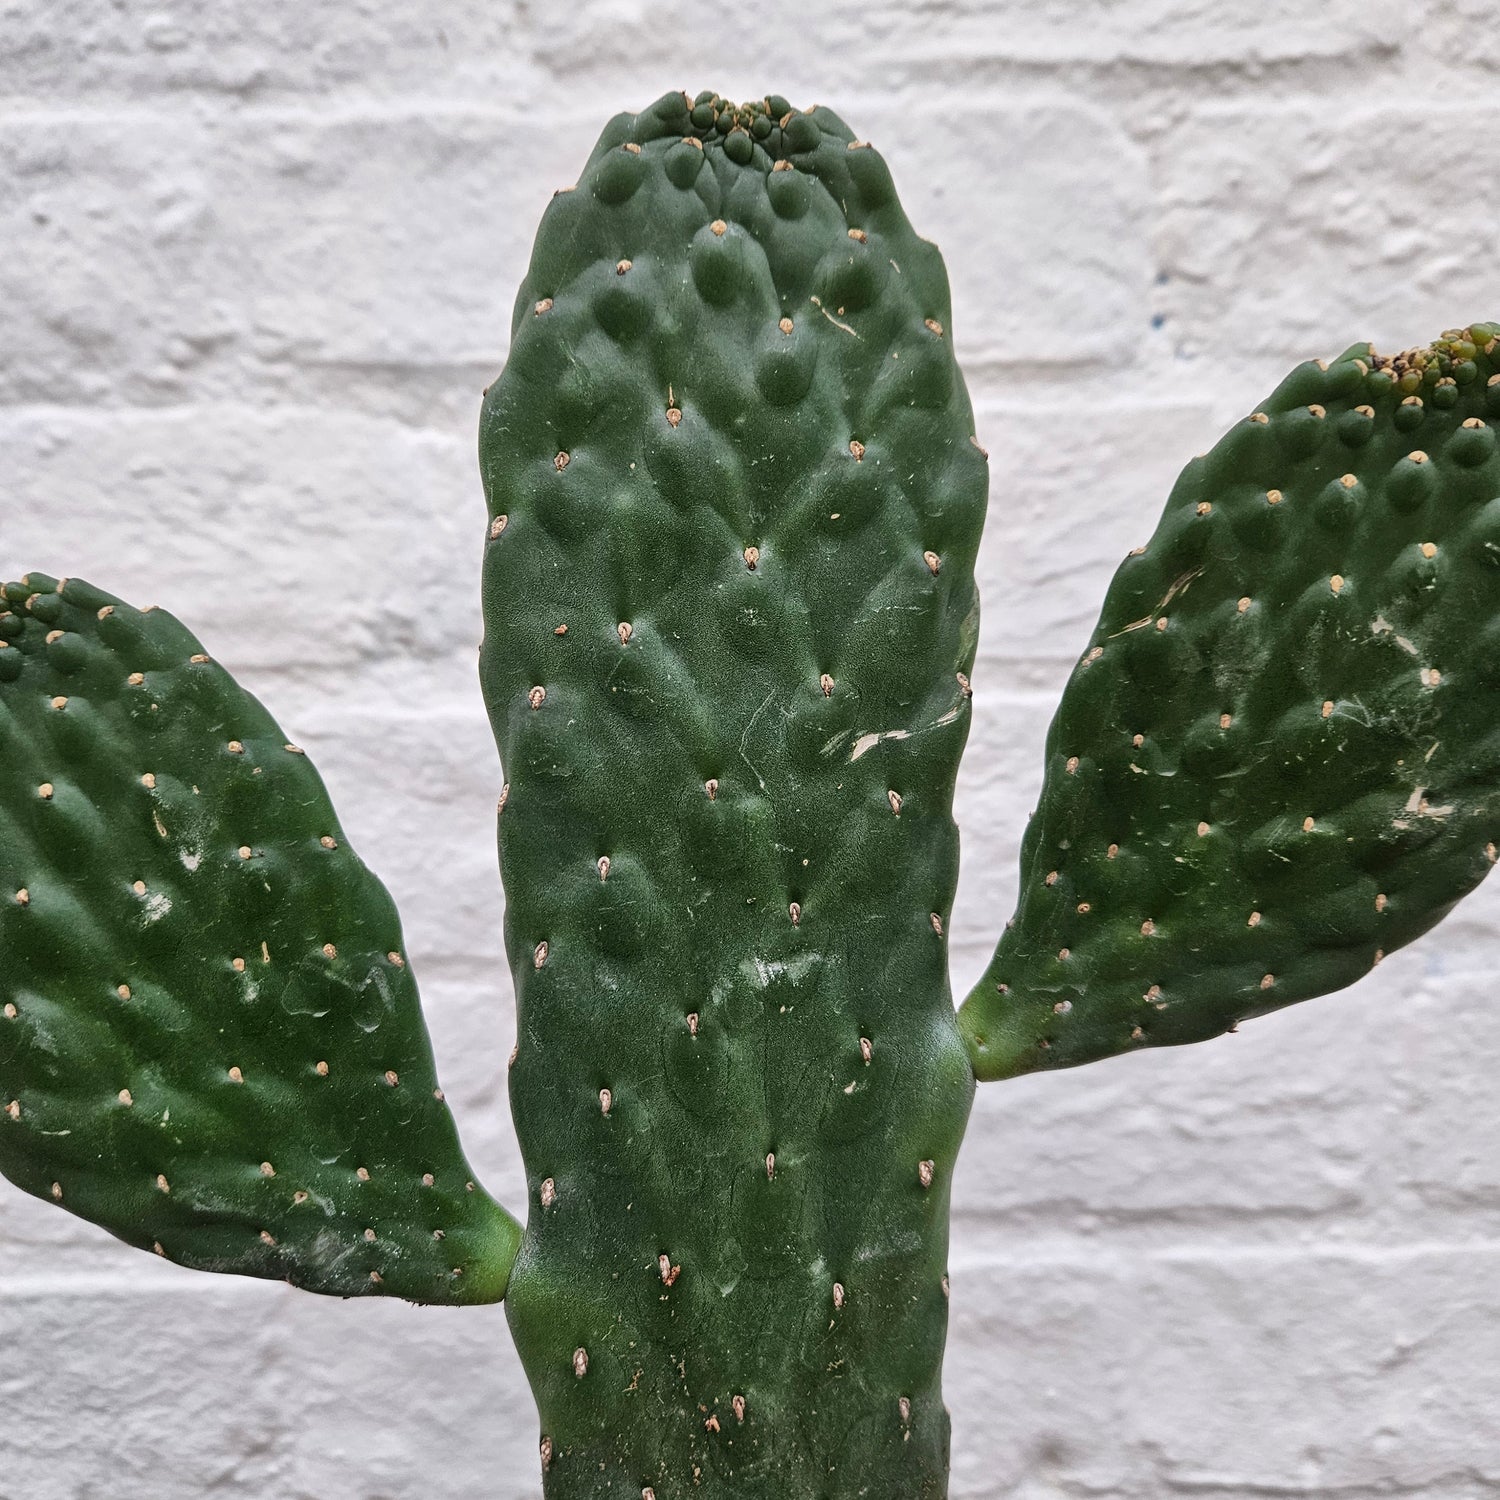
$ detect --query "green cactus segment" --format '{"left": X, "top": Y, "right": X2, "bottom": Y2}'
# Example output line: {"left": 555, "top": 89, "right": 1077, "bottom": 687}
{"left": 481, "top": 91, "right": 986, "bottom": 1496}
{"left": 961, "top": 325, "right": 1500, "bottom": 1081}
{"left": 0, "top": 576, "right": 520, "bottom": 1303}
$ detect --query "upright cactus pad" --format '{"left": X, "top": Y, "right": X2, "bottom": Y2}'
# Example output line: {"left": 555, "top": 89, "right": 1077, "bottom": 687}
{"left": 481, "top": 91, "right": 987, "bottom": 1496}
{"left": 960, "top": 328, "right": 1500, "bottom": 1079}
{"left": 0, "top": 575, "right": 518, "bottom": 1302}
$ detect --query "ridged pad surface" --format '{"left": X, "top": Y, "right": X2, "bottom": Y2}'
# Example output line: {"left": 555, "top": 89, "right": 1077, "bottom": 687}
{"left": 961, "top": 328, "right": 1500, "bottom": 1078}
{"left": 482, "top": 91, "right": 987, "bottom": 1497}
{"left": 0, "top": 574, "right": 518, "bottom": 1302}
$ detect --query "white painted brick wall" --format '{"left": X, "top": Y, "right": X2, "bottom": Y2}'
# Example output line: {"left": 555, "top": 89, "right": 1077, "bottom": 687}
{"left": 3, "top": 3, "right": 1498, "bottom": 1494}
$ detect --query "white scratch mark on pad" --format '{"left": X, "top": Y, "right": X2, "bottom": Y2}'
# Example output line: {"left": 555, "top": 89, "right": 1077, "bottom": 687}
{"left": 842, "top": 693, "right": 970, "bottom": 763}
{"left": 739, "top": 690, "right": 776, "bottom": 792}
{"left": 142, "top": 892, "right": 172, "bottom": 924}
{"left": 810, "top": 295, "right": 860, "bottom": 338}
{"left": 851, "top": 728, "right": 911, "bottom": 761}
{"left": 1371, "top": 615, "right": 1419, "bottom": 656}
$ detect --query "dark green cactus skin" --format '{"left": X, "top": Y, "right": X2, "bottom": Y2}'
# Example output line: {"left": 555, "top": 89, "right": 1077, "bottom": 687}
{"left": 0, "top": 574, "right": 519, "bottom": 1302}
{"left": 960, "top": 327, "right": 1500, "bottom": 1080}
{"left": 480, "top": 92, "right": 986, "bottom": 1497}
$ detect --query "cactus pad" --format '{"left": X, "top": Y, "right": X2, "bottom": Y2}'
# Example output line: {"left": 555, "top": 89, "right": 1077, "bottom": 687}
{"left": 960, "top": 327, "right": 1500, "bottom": 1079}
{"left": 0, "top": 574, "right": 519, "bottom": 1302}
{"left": 481, "top": 91, "right": 986, "bottom": 1496}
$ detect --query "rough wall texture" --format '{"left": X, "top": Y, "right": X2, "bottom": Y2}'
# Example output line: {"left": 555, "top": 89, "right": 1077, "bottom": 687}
{"left": 2, "top": 3, "right": 1498, "bottom": 1496}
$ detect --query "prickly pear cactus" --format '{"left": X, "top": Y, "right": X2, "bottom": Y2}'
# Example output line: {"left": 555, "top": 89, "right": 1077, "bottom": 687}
{"left": 480, "top": 91, "right": 985, "bottom": 1496}
{"left": 0, "top": 574, "right": 518, "bottom": 1301}
{"left": 5, "top": 82, "right": 1500, "bottom": 1500}
{"left": 959, "top": 327, "right": 1500, "bottom": 1079}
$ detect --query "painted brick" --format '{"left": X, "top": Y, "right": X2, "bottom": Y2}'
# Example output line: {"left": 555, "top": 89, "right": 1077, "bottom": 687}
{"left": 0, "top": 114, "right": 575, "bottom": 406}
{"left": 1155, "top": 104, "right": 1500, "bottom": 361}
{"left": 0, "top": 1282, "right": 536, "bottom": 1500}
{"left": 896, "top": 103, "right": 1151, "bottom": 365}
{"left": 946, "top": 1242, "right": 1500, "bottom": 1498}
{"left": 3, "top": 406, "right": 483, "bottom": 671}
{"left": 967, "top": 399, "right": 1218, "bottom": 673}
